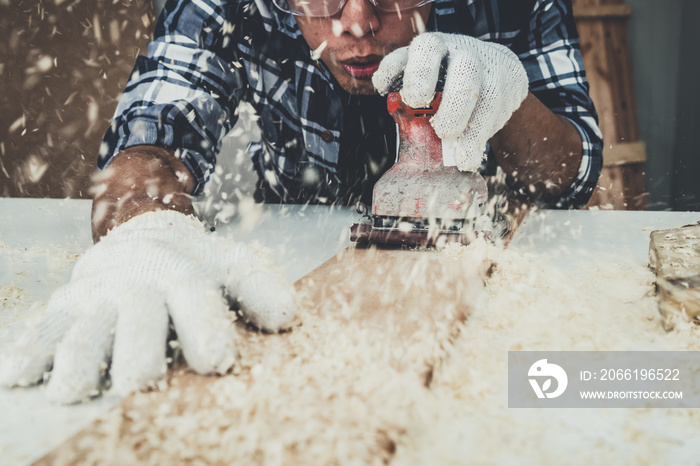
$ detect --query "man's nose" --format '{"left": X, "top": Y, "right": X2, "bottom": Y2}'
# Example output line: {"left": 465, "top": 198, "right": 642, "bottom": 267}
{"left": 338, "top": 0, "right": 381, "bottom": 38}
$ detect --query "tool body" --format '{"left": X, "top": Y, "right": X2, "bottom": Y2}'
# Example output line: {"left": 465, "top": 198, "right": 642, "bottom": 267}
{"left": 351, "top": 92, "right": 490, "bottom": 246}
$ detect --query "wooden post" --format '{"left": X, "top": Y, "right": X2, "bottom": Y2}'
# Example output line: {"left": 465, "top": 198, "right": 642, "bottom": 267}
{"left": 572, "top": 0, "right": 648, "bottom": 210}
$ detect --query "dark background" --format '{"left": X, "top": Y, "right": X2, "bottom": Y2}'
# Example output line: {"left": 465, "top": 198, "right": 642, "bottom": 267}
{"left": 0, "top": 0, "right": 153, "bottom": 198}
{"left": 0, "top": 0, "right": 697, "bottom": 211}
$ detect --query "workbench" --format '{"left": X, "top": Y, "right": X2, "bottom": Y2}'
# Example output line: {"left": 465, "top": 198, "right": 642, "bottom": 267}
{"left": 1, "top": 198, "right": 698, "bottom": 465}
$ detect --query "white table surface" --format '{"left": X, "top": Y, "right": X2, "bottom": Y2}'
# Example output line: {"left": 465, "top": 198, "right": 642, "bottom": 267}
{"left": 0, "top": 198, "right": 698, "bottom": 465}
{"left": 510, "top": 208, "right": 699, "bottom": 268}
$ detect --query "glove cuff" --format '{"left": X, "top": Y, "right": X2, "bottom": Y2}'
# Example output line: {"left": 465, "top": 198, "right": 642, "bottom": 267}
{"left": 106, "top": 210, "right": 205, "bottom": 240}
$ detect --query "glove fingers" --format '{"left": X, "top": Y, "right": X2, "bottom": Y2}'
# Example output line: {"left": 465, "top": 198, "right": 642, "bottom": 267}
{"left": 401, "top": 34, "right": 448, "bottom": 108}
{"left": 214, "top": 241, "right": 297, "bottom": 332}
{"left": 234, "top": 270, "right": 297, "bottom": 332}
{"left": 110, "top": 289, "right": 170, "bottom": 397}
{"left": 474, "top": 69, "right": 526, "bottom": 137}
{"left": 455, "top": 73, "right": 508, "bottom": 171}
{"left": 167, "top": 281, "right": 237, "bottom": 375}
{"left": 372, "top": 46, "right": 409, "bottom": 95}
{"left": 454, "top": 134, "right": 487, "bottom": 172}
{"left": 45, "top": 293, "right": 119, "bottom": 404}
{"left": 0, "top": 285, "right": 76, "bottom": 387}
{"left": 432, "top": 51, "right": 483, "bottom": 141}
{"left": 454, "top": 74, "right": 505, "bottom": 170}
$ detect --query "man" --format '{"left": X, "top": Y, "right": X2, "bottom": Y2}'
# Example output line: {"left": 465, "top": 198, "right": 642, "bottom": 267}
{"left": 0, "top": 0, "right": 602, "bottom": 403}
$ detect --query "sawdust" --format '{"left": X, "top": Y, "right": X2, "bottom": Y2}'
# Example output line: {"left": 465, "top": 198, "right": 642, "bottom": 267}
{"left": 395, "top": 243, "right": 700, "bottom": 465}
{"left": 0, "top": 243, "right": 81, "bottom": 335}
{"left": 0, "top": 285, "right": 25, "bottom": 313}
{"left": 40, "top": 247, "right": 482, "bottom": 465}
{"left": 40, "top": 313, "right": 425, "bottom": 464}
{"left": 31, "top": 241, "right": 700, "bottom": 464}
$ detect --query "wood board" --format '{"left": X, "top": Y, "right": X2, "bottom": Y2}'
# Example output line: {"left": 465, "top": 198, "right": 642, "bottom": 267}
{"left": 35, "top": 243, "right": 498, "bottom": 464}
{"left": 649, "top": 222, "right": 700, "bottom": 330}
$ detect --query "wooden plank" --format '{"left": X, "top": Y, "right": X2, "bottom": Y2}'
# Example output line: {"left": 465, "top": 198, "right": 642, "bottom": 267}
{"left": 573, "top": 4, "right": 632, "bottom": 19}
{"left": 649, "top": 223, "right": 700, "bottom": 330}
{"left": 37, "top": 208, "right": 531, "bottom": 464}
{"left": 603, "top": 141, "right": 647, "bottom": 167}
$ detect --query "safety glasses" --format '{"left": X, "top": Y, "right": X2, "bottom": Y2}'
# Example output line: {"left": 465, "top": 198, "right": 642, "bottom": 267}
{"left": 272, "top": 0, "right": 434, "bottom": 18}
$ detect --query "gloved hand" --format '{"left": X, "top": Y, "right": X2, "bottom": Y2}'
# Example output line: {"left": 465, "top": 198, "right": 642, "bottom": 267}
{"left": 0, "top": 211, "right": 296, "bottom": 404}
{"left": 373, "top": 32, "right": 529, "bottom": 172}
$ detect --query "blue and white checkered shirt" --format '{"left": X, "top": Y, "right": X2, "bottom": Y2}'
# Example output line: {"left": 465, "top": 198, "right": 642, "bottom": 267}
{"left": 101, "top": 0, "right": 603, "bottom": 208}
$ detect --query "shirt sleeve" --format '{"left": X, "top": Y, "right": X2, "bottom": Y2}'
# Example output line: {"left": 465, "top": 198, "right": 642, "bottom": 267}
{"left": 99, "top": 0, "right": 246, "bottom": 195}
{"left": 513, "top": 0, "right": 604, "bottom": 209}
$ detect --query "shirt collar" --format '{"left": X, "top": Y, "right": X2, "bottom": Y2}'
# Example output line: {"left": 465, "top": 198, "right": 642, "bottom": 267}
{"left": 254, "top": 0, "right": 303, "bottom": 39}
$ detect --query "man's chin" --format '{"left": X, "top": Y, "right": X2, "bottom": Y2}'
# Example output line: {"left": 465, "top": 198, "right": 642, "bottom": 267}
{"left": 338, "top": 77, "right": 379, "bottom": 96}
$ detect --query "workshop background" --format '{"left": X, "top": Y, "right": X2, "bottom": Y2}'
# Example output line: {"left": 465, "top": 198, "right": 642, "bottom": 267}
{"left": 0, "top": 0, "right": 698, "bottom": 210}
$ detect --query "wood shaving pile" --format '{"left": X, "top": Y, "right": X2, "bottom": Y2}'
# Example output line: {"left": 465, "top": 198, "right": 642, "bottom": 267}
{"left": 395, "top": 242, "right": 700, "bottom": 464}
{"left": 42, "top": 246, "right": 484, "bottom": 465}
{"left": 32, "top": 240, "right": 700, "bottom": 464}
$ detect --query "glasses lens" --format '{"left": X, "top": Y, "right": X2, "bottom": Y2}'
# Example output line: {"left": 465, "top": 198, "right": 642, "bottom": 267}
{"left": 272, "top": 0, "right": 292, "bottom": 13}
{"left": 282, "top": 0, "right": 345, "bottom": 16}
{"left": 375, "top": 0, "right": 433, "bottom": 12}
{"left": 272, "top": 0, "right": 432, "bottom": 17}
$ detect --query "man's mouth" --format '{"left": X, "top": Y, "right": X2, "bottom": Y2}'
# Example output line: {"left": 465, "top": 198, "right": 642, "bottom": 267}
{"left": 342, "top": 62, "right": 381, "bottom": 79}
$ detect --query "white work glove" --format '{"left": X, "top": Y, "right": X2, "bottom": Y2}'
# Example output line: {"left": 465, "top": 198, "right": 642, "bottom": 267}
{"left": 373, "top": 32, "right": 529, "bottom": 171}
{"left": 0, "top": 211, "right": 296, "bottom": 404}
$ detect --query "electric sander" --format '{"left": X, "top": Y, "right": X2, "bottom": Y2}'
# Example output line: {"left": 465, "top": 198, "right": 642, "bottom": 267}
{"left": 350, "top": 92, "right": 495, "bottom": 247}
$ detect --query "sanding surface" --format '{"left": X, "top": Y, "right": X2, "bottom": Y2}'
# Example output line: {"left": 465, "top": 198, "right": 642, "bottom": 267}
{"left": 37, "top": 245, "right": 491, "bottom": 464}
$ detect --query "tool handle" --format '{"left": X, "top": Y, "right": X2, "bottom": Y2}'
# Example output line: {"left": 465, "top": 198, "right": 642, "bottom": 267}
{"left": 387, "top": 92, "right": 442, "bottom": 117}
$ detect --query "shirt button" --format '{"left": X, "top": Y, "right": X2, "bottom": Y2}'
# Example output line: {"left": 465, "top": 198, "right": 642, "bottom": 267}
{"left": 321, "top": 131, "right": 333, "bottom": 143}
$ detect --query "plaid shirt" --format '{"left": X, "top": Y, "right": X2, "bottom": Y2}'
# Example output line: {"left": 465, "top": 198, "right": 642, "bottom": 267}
{"left": 101, "top": 0, "right": 603, "bottom": 208}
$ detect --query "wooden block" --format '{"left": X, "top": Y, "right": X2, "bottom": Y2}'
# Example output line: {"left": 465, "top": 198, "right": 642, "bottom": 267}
{"left": 649, "top": 223, "right": 700, "bottom": 329}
